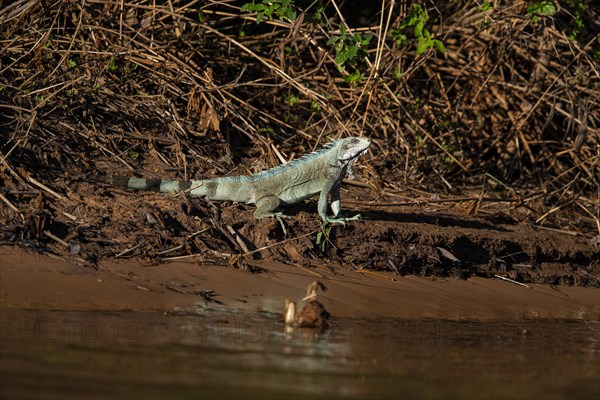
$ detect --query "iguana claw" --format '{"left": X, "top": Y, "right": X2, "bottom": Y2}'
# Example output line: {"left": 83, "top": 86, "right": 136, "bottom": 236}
{"left": 324, "top": 213, "right": 362, "bottom": 225}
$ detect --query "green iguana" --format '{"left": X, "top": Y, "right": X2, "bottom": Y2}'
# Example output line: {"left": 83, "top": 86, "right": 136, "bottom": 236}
{"left": 91, "top": 136, "right": 371, "bottom": 224}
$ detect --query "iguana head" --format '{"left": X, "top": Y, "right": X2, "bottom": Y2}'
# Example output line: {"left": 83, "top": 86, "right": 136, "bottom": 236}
{"left": 337, "top": 136, "right": 371, "bottom": 163}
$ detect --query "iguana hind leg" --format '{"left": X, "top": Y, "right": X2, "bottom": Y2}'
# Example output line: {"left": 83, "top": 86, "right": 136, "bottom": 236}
{"left": 254, "top": 194, "right": 290, "bottom": 235}
{"left": 254, "top": 195, "right": 286, "bottom": 219}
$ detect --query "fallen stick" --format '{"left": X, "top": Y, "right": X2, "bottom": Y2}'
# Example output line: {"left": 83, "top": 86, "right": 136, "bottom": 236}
{"left": 226, "top": 224, "right": 251, "bottom": 254}
{"left": 356, "top": 269, "right": 397, "bottom": 281}
{"left": 157, "top": 228, "right": 210, "bottom": 256}
{"left": 115, "top": 244, "right": 141, "bottom": 258}
{"left": 27, "top": 176, "right": 70, "bottom": 203}
{"left": 0, "top": 192, "right": 19, "bottom": 213}
{"left": 43, "top": 230, "right": 69, "bottom": 248}
{"left": 494, "top": 274, "right": 530, "bottom": 288}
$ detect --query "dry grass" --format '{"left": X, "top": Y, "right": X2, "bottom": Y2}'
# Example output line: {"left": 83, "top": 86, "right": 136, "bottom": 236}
{"left": 1, "top": 0, "right": 599, "bottom": 260}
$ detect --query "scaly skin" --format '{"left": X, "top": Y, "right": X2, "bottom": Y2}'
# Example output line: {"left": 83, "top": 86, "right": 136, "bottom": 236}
{"left": 91, "top": 137, "right": 371, "bottom": 223}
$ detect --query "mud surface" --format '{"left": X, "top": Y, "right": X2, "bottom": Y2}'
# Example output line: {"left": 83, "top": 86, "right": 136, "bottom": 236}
{"left": 2, "top": 247, "right": 599, "bottom": 320}
{"left": 5, "top": 181, "right": 597, "bottom": 288}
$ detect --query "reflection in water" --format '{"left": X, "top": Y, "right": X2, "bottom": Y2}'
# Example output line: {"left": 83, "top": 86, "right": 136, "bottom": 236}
{"left": 1, "top": 308, "right": 599, "bottom": 399}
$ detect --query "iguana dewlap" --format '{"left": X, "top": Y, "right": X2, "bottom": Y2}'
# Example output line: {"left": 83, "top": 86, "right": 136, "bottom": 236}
{"left": 92, "top": 137, "right": 371, "bottom": 223}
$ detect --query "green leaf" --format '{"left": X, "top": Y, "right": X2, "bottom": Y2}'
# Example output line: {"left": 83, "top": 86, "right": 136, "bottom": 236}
{"left": 416, "top": 40, "right": 429, "bottom": 55}
{"left": 286, "top": 94, "right": 299, "bottom": 106}
{"left": 336, "top": 49, "right": 349, "bottom": 66}
{"left": 327, "top": 35, "right": 339, "bottom": 45}
{"left": 526, "top": 1, "right": 557, "bottom": 17}
{"left": 346, "top": 45, "right": 358, "bottom": 60}
{"left": 106, "top": 57, "right": 118, "bottom": 73}
{"left": 390, "top": 30, "right": 408, "bottom": 46}
{"left": 344, "top": 69, "right": 363, "bottom": 87}
{"left": 394, "top": 3, "right": 445, "bottom": 57}
{"left": 263, "top": 7, "right": 273, "bottom": 19}
{"left": 286, "top": 7, "right": 296, "bottom": 21}
{"left": 433, "top": 40, "right": 446, "bottom": 54}
{"left": 361, "top": 33, "right": 374, "bottom": 45}
{"left": 538, "top": 1, "right": 557, "bottom": 15}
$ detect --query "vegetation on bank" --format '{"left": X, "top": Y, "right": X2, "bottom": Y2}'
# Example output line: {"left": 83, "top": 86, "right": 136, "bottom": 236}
{"left": 1, "top": 1, "right": 599, "bottom": 263}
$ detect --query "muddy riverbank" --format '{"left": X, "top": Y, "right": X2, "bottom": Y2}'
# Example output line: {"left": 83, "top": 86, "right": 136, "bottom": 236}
{"left": 1, "top": 246, "right": 598, "bottom": 320}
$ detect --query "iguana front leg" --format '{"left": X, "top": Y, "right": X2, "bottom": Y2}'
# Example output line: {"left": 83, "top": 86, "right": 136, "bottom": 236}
{"left": 318, "top": 180, "right": 361, "bottom": 224}
{"left": 330, "top": 183, "right": 341, "bottom": 217}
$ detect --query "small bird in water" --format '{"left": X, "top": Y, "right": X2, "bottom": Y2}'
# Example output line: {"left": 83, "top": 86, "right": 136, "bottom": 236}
{"left": 284, "top": 281, "right": 330, "bottom": 330}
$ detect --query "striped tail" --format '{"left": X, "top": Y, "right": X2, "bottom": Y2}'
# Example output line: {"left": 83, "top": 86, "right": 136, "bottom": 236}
{"left": 90, "top": 175, "right": 194, "bottom": 194}
{"left": 90, "top": 175, "right": 249, "bottom": 202}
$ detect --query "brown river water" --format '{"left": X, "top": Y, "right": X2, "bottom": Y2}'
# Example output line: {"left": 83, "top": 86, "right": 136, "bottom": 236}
{"left": 1, "top": 307, "right": 599, "bottom": 399}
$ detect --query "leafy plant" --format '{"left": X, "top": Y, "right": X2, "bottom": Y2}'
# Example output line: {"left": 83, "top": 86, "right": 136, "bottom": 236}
{"left": 478, "top": 1, "right": 494, "bottom": 28}
{"left": 124, "top": 62, "right": 138, "bottom": 74}
{"left": 326, "top": 25, "right": 373, "bottom": 72}
{"left": 393, "top": 3, "right": 445, "bottom": 55}
{"left": 565, "top": 0, "right": 586, "bottom": 40}
{"left": 258, "top": 126, "right": 274, "bottom": 133}
{"left": 526, "top": 1, "right": 556, "bottom": 23}
{"left": 310, "top": 101, "right": 321, "bottom": 112}
{"left": 106, "top": 57, "right": 118, "bottom": 73}
{"left": 312, "top": 5, "right": 324, "bottom": 24}
{"left": 285, "top": 94, "right": 299, "bottom": 106}
{"left": 315, "top": 220, "right": 332, "bottom": 252}
{"left": 480, "top": 1, "right": 493, "bottom": 12}
{"left": 241, "top": 0, "right": 297, "bottom": 23}
{"left": 344, "top": 69, "right": 363, "bottom": 87}
{"left": 390, "top": 29, "right": 409, "bottom": 47}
